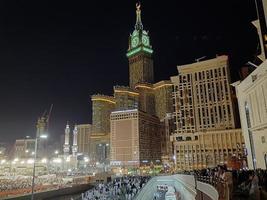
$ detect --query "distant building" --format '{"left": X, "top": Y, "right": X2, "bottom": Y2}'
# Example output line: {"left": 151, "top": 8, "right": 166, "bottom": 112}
{"left": 14, "top": 138, "right": 35, "bottom": 159}
{"left": 90, "top": 95, "right": 115, "bottom": 162}
{"left": 234, "top": 60, "right": 267, "bottom": 169}
{"left": 77, "top": 124, "right": 92, "bottom": 156}
{"left": 171, "top": 56, "right": 245, "bottom": 170}
{"left": 110, "top": 109, "right": 162, "bottom": 172}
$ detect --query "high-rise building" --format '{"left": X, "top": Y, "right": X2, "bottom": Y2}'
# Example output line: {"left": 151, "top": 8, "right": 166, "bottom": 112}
{"left": 127, "top": 3, "right": 154, "bottom": 88}
{"left": 90, "top": 95, "right": 115, "bottom": 162}
{"left": 153, "top": 80, "right": 174, "bottom": 120}
{"left": 135, "top": 83, "right": 155, "bottom": 115}
{"left": 89, "top": 4, "right": 174, "bottom": 166}
{"left": 13, "top": 138, "right": 35, "bottom": 159}
{"left": 110, "top": 109, "right": 162, "bottom": 172}
{"left": 113, "top": 86, "right": 139, "bottom": 111}
{"left": 171, "top": 56, "right": 245, "bottom": 170}
{"left": 77, "top": 124, "right": 92, "bottom": 156}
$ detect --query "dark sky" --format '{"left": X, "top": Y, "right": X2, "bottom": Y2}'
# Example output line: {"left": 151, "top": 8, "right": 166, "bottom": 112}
{"left": 0, "top": 0, "right": 259, "bottom": 143}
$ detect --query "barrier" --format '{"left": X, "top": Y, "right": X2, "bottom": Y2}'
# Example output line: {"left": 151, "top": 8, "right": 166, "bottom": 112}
{"left": 134, "top": 174, "right": 218, "bottom": 200}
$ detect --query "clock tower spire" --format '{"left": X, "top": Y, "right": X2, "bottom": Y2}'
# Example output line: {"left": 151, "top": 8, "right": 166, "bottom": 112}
{"left": 135, "top": 2, "right": 143, "bottom": 30}
{"left": 127, "top": 3, "right": 154, "bottom": 88}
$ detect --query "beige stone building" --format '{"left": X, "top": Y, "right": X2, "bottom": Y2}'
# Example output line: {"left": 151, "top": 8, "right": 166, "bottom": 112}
{"left": 234, "top": 60, "right": 267, "bottom": 169}
{"left": 171, "top": 56, "right": 245, "bottom": 170}
{"left": 77, "top": 124, "right": 92, "bottom": 156}
{"left": 110, "top": 109, "right": 162, "bottom": 170}
{"left": 233, "top": 3, "right": 267, "bottom": 169}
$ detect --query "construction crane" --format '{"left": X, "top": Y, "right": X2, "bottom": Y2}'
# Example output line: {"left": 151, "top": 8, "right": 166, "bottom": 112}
{"left": 36, "top": 104, "right": 53, "bottom": 137}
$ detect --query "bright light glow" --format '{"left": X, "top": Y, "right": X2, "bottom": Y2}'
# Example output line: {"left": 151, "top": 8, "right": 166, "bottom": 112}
{"left": 84, "top": 157, "right": 89, "bottom": 163}
{"left": 14, "top": 158, "right": 19, "bottom": 162}
{"left": 25, "top": 150, "right": 29, "bottom": 153}
{"left": 143, "top": 47, "right": 153, "bottom": 54}
{"left": 91, "top": 98, "right": 115, "bottom": 104}
{"left": 11, "top": 161, "right": 16, "bottom": 164}
{"left": 31, "top": 152, "right": 35, "bottom": 155}
{"left": 96, "top": 162, "right": 100, "bottom": 165}
{"left": 112, "top": 109, "right": 138, "bottom": 114}
{"left": 106, "top": 144, "right": 109, "bottom": 146}
{"left": 41, "top": 158, "right": 47, "bottom": 163}
{"left": 114, "top": 90, "right": 139, "bottom": 96}
{"left": 53, "top": 158, "right": 62, "bottom": 163}
{"left": 40, "top": 134, "right": 48, "bottom": 139}
{"left": 54, "top": 150, "right": 59, "bottom": 154}
{"left": 20, "top": 161, "right": 25, "bottom": 164}
{"left": 66, "top": 157, "right": 70, "bottom": 162}
{"left": 27, "top": 159, "right": 34, "bottom": 164}
{"left": 126, "top": 47, "right": 142, "bottom": 57}
{"left": 68, "top": 169, "right": 72, "bottom": 172}
{"left": 1, "top": 160, "right": 6, "bottom": 164}
{"left": 0, "top": 151, "right": 2, "bottom": 154}
{"left": 173, "top": 155, "right": 176, "bottom": 160}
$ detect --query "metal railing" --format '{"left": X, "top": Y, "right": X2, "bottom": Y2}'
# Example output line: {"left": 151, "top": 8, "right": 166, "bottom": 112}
{"left": 196, "top": 176, "right": 229, "bottom": 200}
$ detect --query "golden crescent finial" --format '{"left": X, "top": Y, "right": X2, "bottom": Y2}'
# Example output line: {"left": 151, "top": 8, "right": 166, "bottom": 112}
{"left": 136, "top": 2, "right": 141, "bottom": 11}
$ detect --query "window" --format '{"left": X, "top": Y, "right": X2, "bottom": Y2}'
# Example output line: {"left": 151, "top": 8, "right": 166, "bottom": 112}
{"left": 261, "top": 136, "right": 266, "bottom": 143}
{"left": 245, "top": 102, "right": 251, "bottom": 128}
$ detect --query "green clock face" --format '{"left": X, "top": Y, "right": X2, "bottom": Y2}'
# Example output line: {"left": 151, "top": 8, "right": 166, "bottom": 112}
{"left": 131, "top": 37, "right": 139, "bottom": 48}
{"left": 142, "top": 36, "right": 149, "bottom": 46}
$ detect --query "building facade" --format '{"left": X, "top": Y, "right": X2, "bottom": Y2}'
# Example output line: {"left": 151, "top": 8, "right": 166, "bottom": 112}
{"left": 14, "top": 138, "right": 35, "bottom": 159}
{"left": 171, "top": 56, "right": 245, "bottom": 170}
{"left": 90, "top": 95, "right": 115, "bottom": 163}
{"left": 110, "top": 109, "right": 162, "bottom": 171}
{"left": 234, "top": 60, "right": 267, "bottom": 169}
{"left": 77, "top": 124, "right": 92, "bottom": 156}
{"left": 113, "top": 86, "right": 139, "bottom": 111}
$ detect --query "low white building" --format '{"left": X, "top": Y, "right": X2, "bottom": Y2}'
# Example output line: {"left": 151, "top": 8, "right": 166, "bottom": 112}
{"left": 234, "top": 60, "right": 267, "bottom": 169}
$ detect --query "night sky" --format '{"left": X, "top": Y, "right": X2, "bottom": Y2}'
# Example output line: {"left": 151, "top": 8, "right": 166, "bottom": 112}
{"left": 0, "top": 0, "right": 259, "bottom": 144}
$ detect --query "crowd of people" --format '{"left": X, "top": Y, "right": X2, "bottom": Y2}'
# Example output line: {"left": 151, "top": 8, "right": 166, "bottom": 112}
{"left": 182, "top": 166, "right": 267, "bottom": 200}
{"left": 0, "top": 174, "right": 69, "bottom": 198}
{"left": 81, "top": 176, "right": 150, "bottom": 200}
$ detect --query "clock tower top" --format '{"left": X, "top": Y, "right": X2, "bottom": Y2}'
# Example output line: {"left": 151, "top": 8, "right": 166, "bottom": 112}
{"left": 126, "top": 3, "right": 153, "bottom": 58}
{"left": 127, "top": 3, "right": 154, "bottom": 88}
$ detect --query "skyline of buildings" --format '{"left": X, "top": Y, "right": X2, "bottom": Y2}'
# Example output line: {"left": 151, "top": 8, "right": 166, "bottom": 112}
{"left": 1, "top": 2, "right": 267, "bottom": 172}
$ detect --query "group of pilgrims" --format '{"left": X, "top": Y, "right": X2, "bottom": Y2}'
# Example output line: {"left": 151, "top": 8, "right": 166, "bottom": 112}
{"left": 81, "top": 176, "right": 150, "bottom": 200}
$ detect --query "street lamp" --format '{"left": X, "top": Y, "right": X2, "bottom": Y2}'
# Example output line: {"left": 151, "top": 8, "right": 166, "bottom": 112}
{"left": 31, "top": 134, "right": 47, "bottom": 200}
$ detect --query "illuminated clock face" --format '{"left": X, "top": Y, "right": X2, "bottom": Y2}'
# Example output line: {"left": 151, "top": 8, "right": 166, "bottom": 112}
{"left": 131, "top": 37, "right": 139, "bottom": 48}
{"left": 142, "top": 36, "right": 149, "bottom": 46}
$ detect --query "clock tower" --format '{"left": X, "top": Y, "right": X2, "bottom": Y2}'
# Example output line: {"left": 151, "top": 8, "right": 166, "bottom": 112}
{"left": 127, "top": 3, "right": 154, "bottom": 88}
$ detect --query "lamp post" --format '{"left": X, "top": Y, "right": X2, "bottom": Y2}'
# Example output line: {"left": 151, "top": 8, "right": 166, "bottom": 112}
{"left": 31, "top": 134, "right": 47, "bottom": 200}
